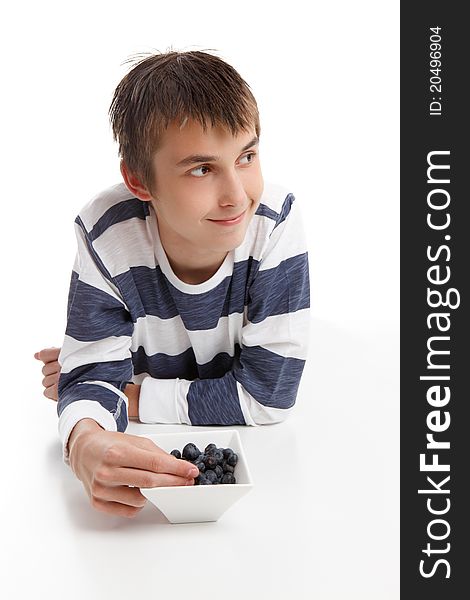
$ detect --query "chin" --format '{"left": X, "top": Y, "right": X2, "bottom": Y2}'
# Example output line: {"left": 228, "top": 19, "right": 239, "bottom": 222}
{"left": 223, "top": 230, "right": 247, "bottom": 252}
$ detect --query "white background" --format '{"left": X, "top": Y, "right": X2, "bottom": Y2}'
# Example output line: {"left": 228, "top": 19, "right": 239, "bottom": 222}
{"left": 0, "top": 1, "right": 399, "bottom": 598}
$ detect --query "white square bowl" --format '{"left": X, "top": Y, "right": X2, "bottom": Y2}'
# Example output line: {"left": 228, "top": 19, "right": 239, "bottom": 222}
{"left": 138, "top": 430, "right": 254, "bottom": 523}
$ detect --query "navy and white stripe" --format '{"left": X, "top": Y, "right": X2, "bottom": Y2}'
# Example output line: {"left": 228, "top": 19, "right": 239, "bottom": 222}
{"left": 57, "top": 180, "right": 310, "bottom": 461}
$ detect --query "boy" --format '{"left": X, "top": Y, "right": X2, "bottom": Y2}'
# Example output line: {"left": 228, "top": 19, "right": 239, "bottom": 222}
{"left": 35, "top": 50, "right": 310, "bottom": 518}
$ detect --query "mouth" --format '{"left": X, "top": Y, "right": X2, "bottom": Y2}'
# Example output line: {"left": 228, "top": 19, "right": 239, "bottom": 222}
{"left": 208, "top": 209, "right": 247, "bottom": 226}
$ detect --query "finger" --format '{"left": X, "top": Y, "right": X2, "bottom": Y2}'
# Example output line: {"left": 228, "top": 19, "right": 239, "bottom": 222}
{"left": 42, "top": 374, "right": 59, "bottom": 388}
{"left": 43, "top": 384, "right": 58, "bottom": 401}
{"left": 104, "top": 444, "right": 199, "bottom": 479}
{"left": 42, "top": 361, "right": 60, "bottom": 376}
{"left": 34, "top": 348, "right": 60, "bottom": 362}
{"left": 92, "top": 483, "right": 148, "bottom": 508}
{"left": 90, "top": 497, "right": 144, "bottom": 519}
{"left": 100, "top": 466, "right": 195, "bottom": 489}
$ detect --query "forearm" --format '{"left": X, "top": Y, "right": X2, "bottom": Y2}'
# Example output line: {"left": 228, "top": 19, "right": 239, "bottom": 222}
{"left": 137, "top": 360, "right": 303, "bottom": 427}
{"left": 58, "top": 356, "right": 134, "bottom": 437}
{"left": 61, "top": 384, "right": 140, "bottom": 462}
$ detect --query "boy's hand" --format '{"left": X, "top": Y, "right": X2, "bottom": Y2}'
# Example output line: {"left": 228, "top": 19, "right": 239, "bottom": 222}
{"left": 34, "top": 347, "right": 60, "bottom": 401}
{"left": 33, "top": 347, "right": 140, "bottom": 418}
{"left": 68, "top": 419, "right": 199, "bottom": 518}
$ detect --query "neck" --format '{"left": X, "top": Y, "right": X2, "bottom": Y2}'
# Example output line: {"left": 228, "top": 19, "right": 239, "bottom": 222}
{"left": 155, "top": 213, "right": 228, "bottom": 285}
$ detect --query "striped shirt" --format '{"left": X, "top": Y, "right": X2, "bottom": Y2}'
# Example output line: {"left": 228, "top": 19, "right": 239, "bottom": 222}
{"left": 57, "top": 180, "right": 310, "bottom": 462}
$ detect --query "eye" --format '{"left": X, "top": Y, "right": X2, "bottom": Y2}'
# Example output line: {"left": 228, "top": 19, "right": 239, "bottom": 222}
{"left": 190, "top": 165, "right": 211, "bottom": 177}
{"left": 239, "top": 152, "right": 257, "bottom": 165}
{"left": 189, "top": 152, "right": 257, "bottom": 177}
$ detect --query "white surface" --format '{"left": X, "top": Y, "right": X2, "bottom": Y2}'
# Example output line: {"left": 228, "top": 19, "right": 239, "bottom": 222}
{"left": 0, "top": 1, "right": 399, "bottom": 598}
{"left": 1, "top": 317, "right": 399, "bottom": 600}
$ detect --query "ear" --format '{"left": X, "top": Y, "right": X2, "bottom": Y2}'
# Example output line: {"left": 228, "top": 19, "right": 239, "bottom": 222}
{"left": 120, "top": 161, "right": 153, "bottom": 201}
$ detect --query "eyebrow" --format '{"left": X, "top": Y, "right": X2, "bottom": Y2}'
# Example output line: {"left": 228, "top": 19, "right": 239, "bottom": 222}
{"left": 175, "top": 135, "right": 259, "bottom": 168}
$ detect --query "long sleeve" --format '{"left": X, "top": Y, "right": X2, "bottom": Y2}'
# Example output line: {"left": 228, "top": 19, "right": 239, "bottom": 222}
{"left": 139, "top": 193, "right": 310, "bottom": 426}
{"left": 57, "top": 216, "right": 134, "bottom": 463}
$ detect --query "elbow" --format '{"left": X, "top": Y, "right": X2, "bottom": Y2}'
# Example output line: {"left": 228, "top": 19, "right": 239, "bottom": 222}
{"left": 236, "top": 372, "right": 300, "bottom": 425}
{"left": 246, "top": 397, "right": 297, "bottom": 426}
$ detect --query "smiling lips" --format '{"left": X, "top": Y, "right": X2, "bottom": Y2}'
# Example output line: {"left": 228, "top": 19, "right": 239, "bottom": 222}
{"left": 208, "top": 210, "right": 247, "bottom": 226}
{"left": 208, "top": 209, "right": 247, "bottom": 226}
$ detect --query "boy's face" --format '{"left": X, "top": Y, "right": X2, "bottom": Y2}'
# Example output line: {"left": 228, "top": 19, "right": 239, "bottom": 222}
{"left": 147, "top": 119, "right": 264, "bottom": 260}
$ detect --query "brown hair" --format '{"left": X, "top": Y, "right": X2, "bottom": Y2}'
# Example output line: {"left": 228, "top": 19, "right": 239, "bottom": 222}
{"left": 109, "top": 50, "right": 261, "bottom": 193}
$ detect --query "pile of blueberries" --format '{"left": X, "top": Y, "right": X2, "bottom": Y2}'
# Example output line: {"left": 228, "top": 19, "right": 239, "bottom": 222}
{"left": 170, "top": 442, "right": 238, "bottom": 485}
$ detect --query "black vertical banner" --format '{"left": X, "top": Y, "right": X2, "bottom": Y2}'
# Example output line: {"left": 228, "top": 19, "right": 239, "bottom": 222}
{"left": 401, "top": 3, "right": 469, "bottom": 598}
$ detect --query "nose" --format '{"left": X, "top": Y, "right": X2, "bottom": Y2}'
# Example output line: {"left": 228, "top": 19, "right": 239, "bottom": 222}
{"left": 217, "top": 172, "right": 247, "bottom": 208}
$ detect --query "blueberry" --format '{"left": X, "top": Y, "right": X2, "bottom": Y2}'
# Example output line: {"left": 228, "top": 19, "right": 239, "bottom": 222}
{"left": 227, "top": 452, "right": 238, "bottom": 467}
{"left": 222, "top": 461, "right": 234, "bottom": 474}
{"left": 204, "top": 469, "right": 218, "bottom": 484}
{"left": 203, "top": 454, "right": 218, "bottom": 469}
{"left": 182, "top": 443, "right": 201, "bottom": 462}
{"left": 199, "top": 476, "right": 212, "bottom": 485}
{"left": 173, "top": 442, "right": 239, "bottom": 484}
{"left": 195, "top": 461, "right": 206, "bottom": 473}
{"left": 211, "top": 449, "right": 224, "bottom": 464}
